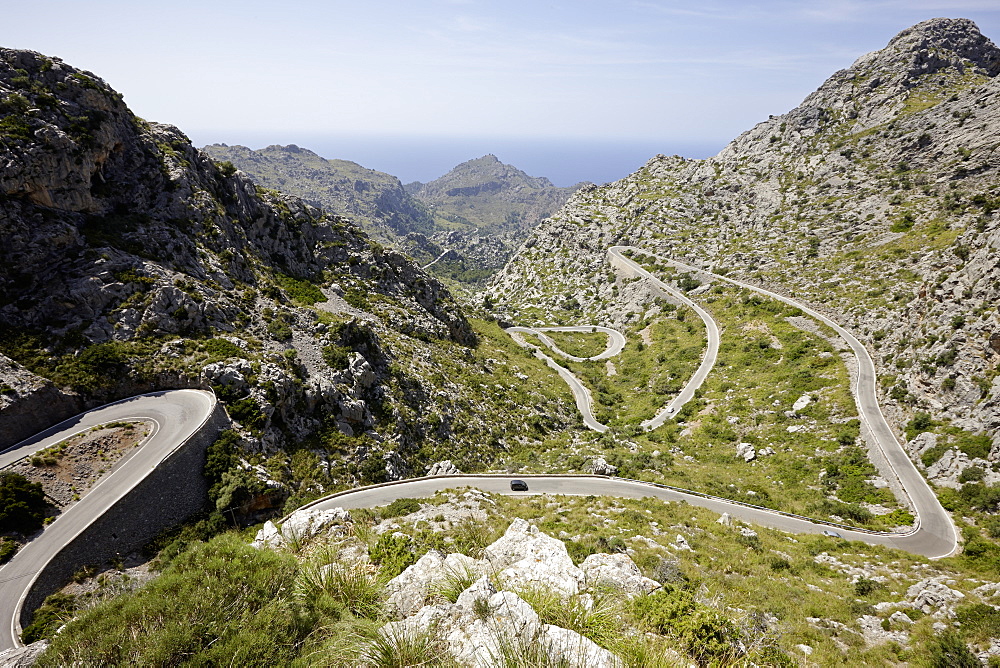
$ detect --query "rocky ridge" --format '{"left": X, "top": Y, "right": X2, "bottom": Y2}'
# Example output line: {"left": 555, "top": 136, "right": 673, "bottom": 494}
{"left": 489, "top": 17, "right": 1000, "bottom": 476}
{"left": 201, "top": 147, "right": 585, "bottom": 283}
{"left": 200, "top": 143, "right": 437, "bottom": 243}
{"left": 0, "top": 47, "right": 576, "bottom": 505}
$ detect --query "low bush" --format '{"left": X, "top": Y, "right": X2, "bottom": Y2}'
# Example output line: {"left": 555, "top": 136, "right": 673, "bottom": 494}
{"left": 633, "top": 584, "right": 743, "bottom": 666}
{"left": 38, "top": 534, "right": 308, "bottom": 666}
{"left": 0, "top": 472, "right": 47, "bottom": 534}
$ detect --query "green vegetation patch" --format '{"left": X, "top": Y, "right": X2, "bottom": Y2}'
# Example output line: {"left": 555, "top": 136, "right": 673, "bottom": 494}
{"left": 557, "top": 308, "right": 704, "bottom": 427}
{"left": 543, "top": 328, "right": 613, "bottom": 359}
{"left": 274, "top": 273, "right": 326, "bottom": 306}
{"left": 0, "top": 472, "right": 48, "bottom": 534}
{"left": 36, "top": 534, "right": 311, "bottom": 665}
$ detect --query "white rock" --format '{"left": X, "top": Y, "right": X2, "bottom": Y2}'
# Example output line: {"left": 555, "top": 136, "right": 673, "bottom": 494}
{"left": 348, "top": 351, "right": 376, "bottom": 387}
{"left": 907, "top": 577, "right": 965, "bottom": 615}
{"left": 455, "top": 576, "right": 498, "bottom": 610}
{"left": 589, "top": 456, "right": 619, "bottom": 476}
{"left": 279, "top": 506, "right": 352, "bottom": 544}
{"left": 251, "top": 520, "right": 283, "bottom": 549}
{"left": 426, "top": 459, "right": 462, "bottom": 476}
{"left": 717, "top": 513, "right": 732, "bottom": 525}
{"left": 580, "top": 553, "right": 661, "bottom": 597}
{"left": 792, "top": 394, "right": 812, "bottom": 412}
{"left": 484, "top": 520, "right": 585, "bottom": 597}
{"left": 858, "top": 614, "right": 909, "bottom": 645}
{"left": 539, "top": 624, "right": 623, "bottom": 667}
{"left": 671, "top": 534, "right": 693, "bottom": 552}
{"left": 385, "top": 549, "right": 447, "bottom": 617}
{"left": 889, "top": 611, "right": 913, "bottom": 626}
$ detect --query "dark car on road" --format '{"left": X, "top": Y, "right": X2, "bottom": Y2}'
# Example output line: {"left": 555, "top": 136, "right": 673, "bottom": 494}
{"left": 509, "top": 480, "right": 528, "bottom": 491}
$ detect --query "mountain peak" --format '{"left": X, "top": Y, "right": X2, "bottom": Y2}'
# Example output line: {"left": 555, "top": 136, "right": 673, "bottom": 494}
{"left": 885, "top": 18, "right": 1000, "bottom": 72}
{"left": 866, "top": 17, "right": 1000, "bottom": 78}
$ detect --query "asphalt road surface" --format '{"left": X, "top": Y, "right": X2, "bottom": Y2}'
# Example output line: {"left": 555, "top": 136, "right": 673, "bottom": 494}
{"left": 0, "top": 244, "right": 960, "bottom": 651}
{"left": 300, "top": 473, "right": 956, "bottom": 558}
{"left": 0, "top": 390, "right": 216, "bottom": 651}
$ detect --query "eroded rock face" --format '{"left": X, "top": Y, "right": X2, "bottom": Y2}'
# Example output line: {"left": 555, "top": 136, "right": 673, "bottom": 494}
{"left": 580, "top": 553, "right": 661, "bottom": 597}
{"left": 0, "top": 47, "right": 491, "bottom": 471}
{"left": 371, "top": 520, "right": 654, "bottom": 666}
{"left": 483, "top": 518, "right": 585, "bottom": 597}
{"left": 0, "top": 354, "right": 81, "bottom": 448}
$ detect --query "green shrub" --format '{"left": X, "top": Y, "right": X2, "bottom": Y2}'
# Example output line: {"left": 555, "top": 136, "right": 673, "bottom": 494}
{"left": 956, "top": 603, "right": 1000, "bottom": 643}
{"left": 22, "top": 593, "right": 76, "bottom": 644}
{"left": 216, "top": 160, "right": 237, "bottom": 177}
{"left": 925, "top": 630, "right": 980, "bottom": 667}
{"left": 274, "top": 274, "right": 325, "bottom": 306}
{"left": 854, "top": 576, "right": 883, "bottom": 596}
{"left": 959, "top": 466, "right": 985, "bottom": 483}
{"left": 37, "top": 534, "right": 307, "bottom": 666}
{"left": 322, "top": 343, "right": 352, "bottom": 370}
{"left": 0, "top": 472, "right": 47, "bottom": 534}
{"left": 200, "top": 338, "right": 243, "bottom": 361}
{"left": 227, "top": 398, "right": 267, "bottom": 431}
{"left": 266, "top": 319, "right": 293, "bottom": 340}
{"left": 0, "top": 538, "right": 16, "bottom": 564}
{"left": 380, "top": 497, "right": 421, "bottom": 518}
{"left": 633, "top": 585, "right": 742, "bottom": 666}
{"left": 369, "top": 533, "right": 418, "bottom": 579}
{"left": 905, "top": 412, "right": 935, "bottom": 440}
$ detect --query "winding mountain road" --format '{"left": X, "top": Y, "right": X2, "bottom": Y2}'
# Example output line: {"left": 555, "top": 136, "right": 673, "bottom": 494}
{"left": 300, "top": 472, "right": 956, "bottom": 558}
{"left": 608, "top": 246, "right": 957, "bottom": 559}
{"left": 0, "top": 245, "right": 961, "bottom": 651}
{"left": 0, "top": 390, "right": 216, "bottom": 652}
{"left": 607, "top": 247, "right": 721, "bottom": 429}
{"left": 504, "top": 326, "right": 626, "bottom": 431}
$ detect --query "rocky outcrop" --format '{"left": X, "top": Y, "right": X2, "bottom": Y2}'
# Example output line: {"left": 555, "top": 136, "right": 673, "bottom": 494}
{"left": 489, "top": 17, "right": 1000, "bottom": 459}
{"left": 376, "top": 520, "right": 642, "bottom": 667}
{"left": 0, "top": 354, "right": 81, "bottom": 448}
{"left": 579, "top": 553, "right": 661, "bottom": 597}
{"left": 201, "top": 143, "right": 437, "bottom": 242}
{"left": 426, "top": 460, "right": 462, "bottom": 476}
{"left": 483, "top": 518, "right": 585, "bottom": 596}
{"left": 251, "top": 506, "right": 352, "bottom": 550}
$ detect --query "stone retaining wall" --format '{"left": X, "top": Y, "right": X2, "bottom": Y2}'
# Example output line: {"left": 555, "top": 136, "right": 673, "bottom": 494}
{"left": 19, "top": 402, "right": 230, "bottom": 630}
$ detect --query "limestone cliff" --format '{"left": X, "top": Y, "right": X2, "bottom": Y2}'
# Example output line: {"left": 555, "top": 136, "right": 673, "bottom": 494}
{"left": 490, "top": 18, "right": 1000, "bottom": 462}
{"left": 0, "top": 48, "right": 574, "bottom": 489}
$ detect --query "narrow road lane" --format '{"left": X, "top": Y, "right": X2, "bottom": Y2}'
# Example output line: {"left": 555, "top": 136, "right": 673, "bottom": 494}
{"left": 0, "top": 390, "right": 217, "bottom": 652}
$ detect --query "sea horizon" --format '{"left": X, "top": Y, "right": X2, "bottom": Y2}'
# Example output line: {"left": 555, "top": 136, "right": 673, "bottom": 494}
{"left": 191, "top": 132, "right": 725, "bottom": 188}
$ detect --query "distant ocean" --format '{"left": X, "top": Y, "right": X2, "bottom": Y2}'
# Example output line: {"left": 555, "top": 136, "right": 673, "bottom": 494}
{"left": 193, "top": 133, "right": 725, "bottom": 187}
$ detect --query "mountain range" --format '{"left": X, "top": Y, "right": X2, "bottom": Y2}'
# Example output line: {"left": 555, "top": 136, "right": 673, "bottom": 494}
{"left": 2, "top": 16, "right": 1000, "bottom": 667}
{"left": 202, "top": 144, "right": 585, "bottom": 283}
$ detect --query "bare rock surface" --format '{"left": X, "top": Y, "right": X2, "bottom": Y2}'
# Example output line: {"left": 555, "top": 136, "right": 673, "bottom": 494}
{"left": 372, "top": 520, "right": 658, "bottom": 666}
{"left": 483, "top": 518, "right": 585, "bottom": 596}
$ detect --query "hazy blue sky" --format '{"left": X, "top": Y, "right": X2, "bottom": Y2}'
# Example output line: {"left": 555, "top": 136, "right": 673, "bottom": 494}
{"left": 4, "top": 1, "right": 1000, "bottom": 184}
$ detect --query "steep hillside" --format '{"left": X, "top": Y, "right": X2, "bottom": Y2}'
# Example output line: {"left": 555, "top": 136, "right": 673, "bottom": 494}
{"left": 490, "top": 16, "right": 1000, "bottom": 560}
{"left": 0, "top": 48, "right": 579, "bottom": 510}
{"left": 407, "top": 154, "right": 586, "bottom": 273}
{"left": 201, "top": 143, "right": 437, "bottom": 244}
{"left": 493, "top": 18, "right": 1000, "bottom": 444}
